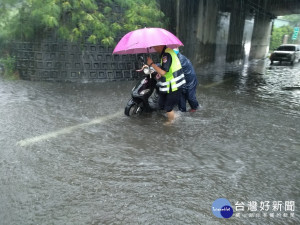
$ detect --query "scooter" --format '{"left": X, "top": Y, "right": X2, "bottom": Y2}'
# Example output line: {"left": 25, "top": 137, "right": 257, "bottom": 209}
{"left": 124, "top": 57, "right": 160, "bottom": 116}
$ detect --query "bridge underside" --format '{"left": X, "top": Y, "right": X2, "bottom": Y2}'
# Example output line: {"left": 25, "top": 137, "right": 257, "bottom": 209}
{"left": 160, "top": 0, "right": 300, "bottom": 67}
{"left": 260, "top": 0, "right": 300, "bottom": 16}
{"left": 221, "top": 0, "right": 300, "bottom": 16}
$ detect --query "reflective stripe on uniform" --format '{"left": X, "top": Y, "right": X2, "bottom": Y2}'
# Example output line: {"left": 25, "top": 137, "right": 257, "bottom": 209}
{"left": 159, "top": 87, "right": 169, "bottom": 92}
{"left": 157, "top": 81, "right": 170, "bottom": 86}
{"left": 173, "top": 74, "right": 185, "bottom": 82}
{"left": 159, "top": 74, "right": 184, "bottom": 86}
{"left": 157, "top": 81, "right": 169, "bottom": 93}
{"left": 158, "top": 74, "right": 185, "bottom": 92}
{"left": 172, "top": 79, "right": 186, "bottom": 88}
{"left": 168, "top": 74, "right": 185, "bottom": 89}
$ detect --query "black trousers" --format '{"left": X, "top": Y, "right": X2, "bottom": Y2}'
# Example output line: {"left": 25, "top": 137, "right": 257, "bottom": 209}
{"left": 159, "top": 90, "right": 180, "bottom": 112}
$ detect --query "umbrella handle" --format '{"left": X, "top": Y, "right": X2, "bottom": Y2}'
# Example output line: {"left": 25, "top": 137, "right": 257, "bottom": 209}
{"left": 147, "top": 48, "right": 152, "bottom": 79}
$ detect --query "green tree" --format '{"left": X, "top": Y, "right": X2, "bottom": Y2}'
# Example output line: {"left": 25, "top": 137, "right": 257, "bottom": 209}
{"left": 0, "top": 0, "right": 166, "bottom": 46}
{"left": 279, "top": 14, "right": 300, "bottom": 26}
{"left": 270, "top": 25, "right": 294, "bottom": 50}
{"left": 0, "top": 0, "right": 23, "bottom": 47}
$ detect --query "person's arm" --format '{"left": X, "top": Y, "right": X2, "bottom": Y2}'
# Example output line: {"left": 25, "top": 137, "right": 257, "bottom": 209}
{"left": 147, "top": 57, "right": 166, "bottom": 76}
{"left": 147, "top": 53, "right": 172, "bottom": 76}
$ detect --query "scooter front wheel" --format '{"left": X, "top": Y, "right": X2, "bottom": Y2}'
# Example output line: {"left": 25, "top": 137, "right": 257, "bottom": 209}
{"left": 124, "top": 101, "right": 143, "bottom": 116}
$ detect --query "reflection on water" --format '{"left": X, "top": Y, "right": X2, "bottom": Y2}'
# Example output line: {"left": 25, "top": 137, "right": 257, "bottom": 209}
{"left": 200, "top": 59, "right": 300, "bottom": 116}
{"left": 0, "top": 60, "right": 299, "bottom": 224}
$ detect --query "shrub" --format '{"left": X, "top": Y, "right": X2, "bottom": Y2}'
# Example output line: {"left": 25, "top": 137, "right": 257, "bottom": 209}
{"left": 0, "top": 55, "right": 19, "bottom": 80}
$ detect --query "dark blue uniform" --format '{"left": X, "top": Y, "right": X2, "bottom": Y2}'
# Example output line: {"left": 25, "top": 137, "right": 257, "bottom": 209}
{"left": 177, "top": 52, "right": 199, "bottom": 111}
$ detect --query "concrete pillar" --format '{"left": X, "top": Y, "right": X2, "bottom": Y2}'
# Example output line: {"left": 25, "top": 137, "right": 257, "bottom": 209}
{"left": 283, "top": 35, "right": 289, "bottom": 44}
{"left": 249, "top": 15, "right": 272, "bottom": 59}
{"left": 175, "top": 0, "right": 219, "bottom": 68}
{"left": 215, "top": 12, "right": 230, "bottom": 64}
{"left": 159, "top": 0, "right": 177, "bottom": 35}
{"left": 226, "top": 1, "right": 246, "bottom": 62}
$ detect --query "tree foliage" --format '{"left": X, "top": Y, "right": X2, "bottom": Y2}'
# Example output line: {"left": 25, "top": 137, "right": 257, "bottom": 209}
{"left": 0, "top": 0, "right": 22, "bottom": 46}
{"left": 0, "top": 0, "right": 166, "bottom": 46}
{"left": 270, "top": 14, "right": 300, "bottom": 50}
{"left": 270, "top": 25, "right": 294, "bottom": 50}
{"left": 279, "top": 14, "right": 300, "bottom": 26}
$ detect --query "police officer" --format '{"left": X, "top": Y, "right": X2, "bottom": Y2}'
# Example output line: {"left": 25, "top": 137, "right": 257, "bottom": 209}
{"left": 147, "top": 45, "right": 186, "bottom": 125}
{"left": 173, "top": 48, "right": 199, "bottom": 112}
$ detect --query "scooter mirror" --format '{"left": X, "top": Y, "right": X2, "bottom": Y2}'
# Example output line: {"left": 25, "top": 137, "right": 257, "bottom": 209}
{"left": 138, "top": 56, "right": 144, "bottom": 64}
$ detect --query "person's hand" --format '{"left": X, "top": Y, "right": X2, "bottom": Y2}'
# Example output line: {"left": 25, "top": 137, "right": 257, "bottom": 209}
{"left": 147, "top": 57, "right": 154, "bottom": 66}
{"left": 156, "top": 74, "right": 161, "bottom": 79}
{"left": 136, "top": 64, "right": 148, "bottom": 72}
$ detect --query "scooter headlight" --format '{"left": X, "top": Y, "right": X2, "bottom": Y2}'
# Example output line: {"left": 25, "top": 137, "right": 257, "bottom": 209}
{"left": 143, "top": 68, "right": 150, "bottom": 74}
{"left": 140, "top": 89, "right": 150, "bottom": 95}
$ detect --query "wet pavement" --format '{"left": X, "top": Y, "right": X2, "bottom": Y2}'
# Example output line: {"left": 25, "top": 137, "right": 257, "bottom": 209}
{"left": 0, "top": 59, "right": 299, "bottom": 224}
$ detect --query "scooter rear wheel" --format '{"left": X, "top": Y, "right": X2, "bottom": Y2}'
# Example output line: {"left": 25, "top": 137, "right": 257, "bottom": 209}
{"left": 124, "top": 102, "right": 142, "bottom": 116}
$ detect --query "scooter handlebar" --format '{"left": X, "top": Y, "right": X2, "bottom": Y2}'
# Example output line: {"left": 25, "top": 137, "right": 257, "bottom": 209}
{"left": 136, "top": 65, "right": 156, "bottom": 75}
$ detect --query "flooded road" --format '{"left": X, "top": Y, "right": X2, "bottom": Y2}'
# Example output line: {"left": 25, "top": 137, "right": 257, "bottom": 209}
{"left": 1, "top": 59, "right": 299, "bottom": 224}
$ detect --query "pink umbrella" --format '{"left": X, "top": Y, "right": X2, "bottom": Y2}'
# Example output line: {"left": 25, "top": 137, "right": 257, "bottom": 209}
{"left": 113, "top": 27, "right": 183, "bottom": 55}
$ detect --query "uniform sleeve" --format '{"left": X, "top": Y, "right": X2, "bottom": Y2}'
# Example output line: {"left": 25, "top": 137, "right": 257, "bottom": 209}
{"left": 161, "top": 53, "right": 172, "bottom": 72}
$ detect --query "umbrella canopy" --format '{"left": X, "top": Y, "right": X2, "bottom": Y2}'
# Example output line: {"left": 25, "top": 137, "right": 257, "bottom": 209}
{"left": 113, "top": 27, "right": 183, "bottom": 55}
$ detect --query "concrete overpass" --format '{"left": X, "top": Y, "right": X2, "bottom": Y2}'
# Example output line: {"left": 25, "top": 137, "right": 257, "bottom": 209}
{"left": 159, "top": 0, "right": 300, "bottom": 68}
{"left": 222, "top": 0, "right": 300, "bottom": 16}
{"left": 266, "top": 0, "right": 300, "bottom": 15}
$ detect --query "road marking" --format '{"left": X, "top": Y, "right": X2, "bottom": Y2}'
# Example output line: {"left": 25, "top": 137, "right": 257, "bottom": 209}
{"left": 17, "top": 111, "right": 123, "bottom": 147}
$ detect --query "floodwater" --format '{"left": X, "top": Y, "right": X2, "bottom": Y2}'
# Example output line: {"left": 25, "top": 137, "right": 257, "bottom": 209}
{"left": 0, "top": 59, "right": 299, "bottom": 225}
